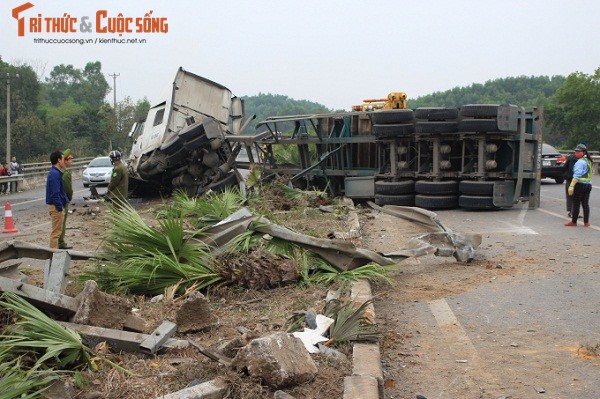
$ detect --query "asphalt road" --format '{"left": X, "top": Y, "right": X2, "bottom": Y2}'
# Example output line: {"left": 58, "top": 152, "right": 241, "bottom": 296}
{"left": 390, "top": 178, "right": 600, "bottom": 398}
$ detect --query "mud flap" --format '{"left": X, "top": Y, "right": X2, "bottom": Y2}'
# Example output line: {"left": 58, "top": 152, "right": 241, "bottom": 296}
{"left": 492, "top": 180, "right": 515, "bottom": 207}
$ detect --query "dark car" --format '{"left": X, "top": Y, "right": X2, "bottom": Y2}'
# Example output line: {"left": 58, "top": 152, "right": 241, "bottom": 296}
{"left": 541, "top": 143, "right": 566, "bottom": 183}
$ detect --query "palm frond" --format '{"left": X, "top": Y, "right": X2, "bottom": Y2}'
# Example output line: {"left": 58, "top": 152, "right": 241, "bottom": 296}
{"left": 0, "top": 358, "right": 56, "bottom": 399}
{"left": 309, "top": 262, "right": 396, "bottom": 286}
{"left": 326, "top": 298, "right": 382, "bottom": 345}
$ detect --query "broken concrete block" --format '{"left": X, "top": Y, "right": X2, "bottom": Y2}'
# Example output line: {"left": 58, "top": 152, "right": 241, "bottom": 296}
{"left": 231, "top": 332, "right": 317, "bottom": 389}
{"left": 72, "top": 280, "right": 132, "bottom": 329}
{"left": 0, "top": 260, "right": 26, "bottom": 282}
{"left": 175, "top": 291, "right": 214, "bottom": 333}
{"left": 140, "top": 321, "right": 177, "bottom": 354}
{"left": 44, "top": 251, "right": 71, "bottom": 293}
{"left": 153, "top": 377, "right": 227, "bottom": 399}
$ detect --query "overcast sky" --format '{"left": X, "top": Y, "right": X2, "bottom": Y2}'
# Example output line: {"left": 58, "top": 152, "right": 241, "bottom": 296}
{"left": 1, "top": 0, "right": 599, "bottom": 111}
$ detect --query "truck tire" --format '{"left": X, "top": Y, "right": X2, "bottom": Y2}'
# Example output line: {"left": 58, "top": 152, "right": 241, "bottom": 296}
{"left": 374, "top": 194, "right": 415, "bottom": 206}
{"left": 459, "top": 194, "right": 497, "bottom": 210}
{"left": 458, "top": 118, "right": 515, "bottom": 133}
{"left": 370, "top": 109, "right": 414, "bottom": 124}
{"left": 460, "top": 104, "right": 500, "bottom": 118}
{"left": 178, "top": 121, "right": 206, "bottom": 141}
{"left": 373, "top": 123, "right": 414, "bottom": 139}
{"left": 166, "top": 146, "right": 189, "bottom": 166}
{"left": 415, "top": 107, "right": 459, "bottom": 120}
{"left": 415, "top": 121, "right": 458, "bottom": 134}
{"left": 459, "top": 180, "right": 495, "bottom": 196}
{"left": 375, "top": 180, "right": 415, "bottom": 195}
{"left": 415, "top": 180, "right": 459, "bottom": 195}
{"left": 160, "top": 136, "right": 183, "bottom": 155}
{"left": 415, "top": 194, "right": 458, "bottom": 210}
{"left": 208, "top": 171, "right": 238, "bottom": 193}
{"left": 185, "top": 134, "right": 210, "bottom": 151}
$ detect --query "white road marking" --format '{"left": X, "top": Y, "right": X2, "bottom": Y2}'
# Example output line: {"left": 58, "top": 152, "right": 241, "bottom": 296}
{"left": 537, "top": 208, "right": 600, "bottom": 231}
{"left": 428, "top": 299, "right": 500, "bottom": 392}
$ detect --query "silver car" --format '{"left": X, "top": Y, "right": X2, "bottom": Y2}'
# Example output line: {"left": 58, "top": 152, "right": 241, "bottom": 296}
{"left": 82, "top": 156, "right": 113, "bottom": 187}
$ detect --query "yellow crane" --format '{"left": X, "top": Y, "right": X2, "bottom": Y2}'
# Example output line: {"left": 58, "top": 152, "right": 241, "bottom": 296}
{"left": 351, "top": 92, "right": 407, "bottom": 111}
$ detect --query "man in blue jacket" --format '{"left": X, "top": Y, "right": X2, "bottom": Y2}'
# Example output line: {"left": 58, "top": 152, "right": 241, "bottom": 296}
{"left": 45, "top": 151, "right": 69, "bottom": 248}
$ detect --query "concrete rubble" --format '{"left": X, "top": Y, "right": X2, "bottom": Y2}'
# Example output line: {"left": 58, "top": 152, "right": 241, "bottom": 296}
{"left": 175, "top": 291, "right": 214, "bottom": 333}
{"left": 231, "top": 332, "right": 318, "bottom": 389}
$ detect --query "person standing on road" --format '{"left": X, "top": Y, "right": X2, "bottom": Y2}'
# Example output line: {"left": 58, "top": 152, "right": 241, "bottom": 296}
{"left": 106, "top": 150, "right": 129, "bottom": 208}
{"left": 58, "top": 149, "right": 74, "bottom": 249}
{"left": 0, "top": 163, "right": 9, "bottom": 195}
{"left": 10, "top": 155, "right": 22, "bottom": 193}
{"left": 45, "top": 151, "right": 69, "bottom": 248}
{"left": 563, "top": 142, "right": 585, "bottom": 218}
{"left": 565, "top": 143, "right": 593, "bottom": 227}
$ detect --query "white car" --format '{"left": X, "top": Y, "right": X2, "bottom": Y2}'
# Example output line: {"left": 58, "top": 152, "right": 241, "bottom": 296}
{"left": 82, "top": 156, "right": 113, "bottom": 187}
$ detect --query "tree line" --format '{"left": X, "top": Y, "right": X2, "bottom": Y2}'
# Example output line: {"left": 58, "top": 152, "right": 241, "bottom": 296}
{"left": 0, "top": 57, "right": 598, "bottom": 164}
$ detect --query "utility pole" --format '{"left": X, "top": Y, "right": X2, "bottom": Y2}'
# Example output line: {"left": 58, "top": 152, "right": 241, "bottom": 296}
{"left": 6, "top": 73, "right": 18, "bottom": 164}
{"left": 108, "top": 72, "right": 120, "bottom": 132}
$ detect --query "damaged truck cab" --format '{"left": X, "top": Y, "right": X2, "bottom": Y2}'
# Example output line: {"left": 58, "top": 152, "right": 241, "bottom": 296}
{"left": 127, "top": 67, "right": 246, "bottom": 196}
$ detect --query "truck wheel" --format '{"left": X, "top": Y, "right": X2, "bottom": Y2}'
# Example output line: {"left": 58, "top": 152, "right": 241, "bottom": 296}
{"left": 415, "top": 121, "right": 458, "bottom": 134}
{"left": 370, "top": 109, "right": 414, "bottom": 124}
{"left": 415, "top": 107, "right": 459, "bottom": 120}
{"left": 185, "top": 134, "right": 210, "bottom": 151}
{"left": 178, "top": 121, "right": 206, "bottom": 141}
{"left": 373, "top": 123, "right": 414, "bottom": 139}
{"left": 375, "top": 180, "right": 415, "bottom": 195}
{"left": 460, "top": 104, "right": 500, "bottom": 118}
{"left": 459, "top": 194, "right": 498, "bottom": 210}
{"left": 415, "top": 180, "right": 459, "bottom": 195}
{"left": 415, "top": 194, "right": 459, "bottom": 210}
{"left": 555, "top": 177, "right": 565, "bottom": 184}
{"left": 459, "top": 180, "right": 495, "bottom": 196}
{"left": 166, "top": 146, "right": 189, "bottom": 166}
{"left": 160, "top": 136, "right": 183, "bottom": 155}
{"left": 208, "top": 172, "right": 239, "bottom": 193}
{"left": 458, "top": 119, "right": 515, "bottom": 133}
{"left": 374, "top": 194, "right": 415, "bottom": 206}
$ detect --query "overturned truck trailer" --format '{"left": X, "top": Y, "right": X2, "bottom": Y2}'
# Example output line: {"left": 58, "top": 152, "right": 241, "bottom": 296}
{"left": 231, "top": 105, "right": 543, "bottom": 210}
{"left": 127, "top": 68, "right": 252, "bottom": 196}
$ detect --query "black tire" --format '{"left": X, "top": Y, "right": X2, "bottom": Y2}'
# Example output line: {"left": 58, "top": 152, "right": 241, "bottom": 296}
{"left": 208, "top": 171, "right": 238, "bottom": 193}
{"left": 415, "top": 180, "right": 459, "bottom": 195}
{"left": 374, "top": 180, "right": 415, "bottom": 195}
{"left": 185, "top": 134, "right": 210, "bottom": 151}
{"left": 459, "top": 180, "right": 495, "bottom": 196}
{"left": 370, "top": 109, "right": 414, "bottom": 124}
{"left": 372, "top": 123, "right": 415, "bottom": 139}
{"left": 415, "top": 194, "right": 459, "bottom": 210}
{"left": 414, "top": 107, "right": 459, "bottom": 120}
{"left": 459, "top": 195, "right": 498, "bottom": 210}
{"left": 555, "top": 177, "right": 565, "bottom": 184}
{"left": 160, "top": 136, "right": 183, "bottom": 155}
{"left": 458, "top": 118, "right": 515, "bottom": 133}
{"left": 460, "top": 104, "right": 500, "bottom": 118}
{"left": 83, "top": 183, "right": 89, "bottom": 188}
{"left": 374, "top": 194, "right": 415, "bottom": 206}
{"left": 414, "top": 121, "right": 458, "bottom": 134}
{"left": 166, "top": 145, "right": 189, "bottom": 166}
{"left": 178, "top": 121, "right": 205, "bottom": 141}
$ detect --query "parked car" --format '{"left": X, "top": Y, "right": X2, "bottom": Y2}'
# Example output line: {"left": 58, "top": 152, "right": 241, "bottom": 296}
{"left": 541, "top": 143, "right": 566, "bottom": 184}
{"left": 82, "top": 156, "right": 113, "bottom": 187}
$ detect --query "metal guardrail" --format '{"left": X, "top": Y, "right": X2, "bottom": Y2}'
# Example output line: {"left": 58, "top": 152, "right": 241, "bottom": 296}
{"left": 0, "top": 157, "right": 95, "bottom": 190}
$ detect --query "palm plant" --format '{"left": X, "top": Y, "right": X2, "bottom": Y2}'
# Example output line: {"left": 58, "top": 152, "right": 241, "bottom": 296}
{"left": 308, "top": 261, "right": 396, "bottom": 286}
{"left": 324, "top": 298, "right": 382, "bottom": 345}
{"left": 0, "top": 358, "right": 57, "bottom": 399}
{"left": 79, "top": 204, "right": 220, "bottom": 295}
{"left": 160, "top": 187, "right": 246, "bottom": 229}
